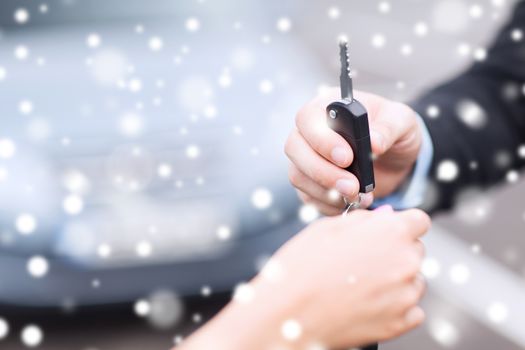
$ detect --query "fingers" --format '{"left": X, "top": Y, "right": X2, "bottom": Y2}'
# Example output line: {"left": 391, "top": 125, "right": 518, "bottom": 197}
{"left": 404, "top": 306, "right": 425, "bottom": 331}
{"left": 289, "top": 164, "right": 346, "bottom": 208}
{"left": 285, "top": 129, "right": 360, "bottom": 198}
{"left": 295, "top": 90, "right": 354, "bottom": 168}
{"left": 396, "top": 209, "right": 431, "bottom": 240}
{"left": 413, "top": 239, "right": 425, "bottom": 259}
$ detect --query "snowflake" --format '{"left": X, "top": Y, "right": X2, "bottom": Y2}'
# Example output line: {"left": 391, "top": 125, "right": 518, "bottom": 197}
{"left": 146, "top": 290, "right": 183, "bottom": 329}
{"left": 456, "top": 99, "right": 486, "bottom": 128}
{"left": 0, "top": 318, "right": 8, "bottom": 340}
{"left": 62, "top": 194, "right": 84, "bottom": 215}
{"left": 299, "top": 204, "right": 319, "bottom": 223}
{"left": 0, "top": 138, "right": 16, "bottom": 159}
{"left": 21, "top": 325, "right": 43, "bottom": 347}
{"left": 185, "top": 17, "right": 201, "bottom": 32}
{"left": 487, "top": 302, "right": 509, "bottom": 324}
{"left": 63, "top": 170, "right": 90, "bottom": 194}
{"left": 148, "top": 36, "right": 164, "bottom": 51}
{"left": 200, "top": 285, "right": 212, "bottom": 297}
{"left": 436, "top": 159, "right": 459, "bottom": 182}
{"left": 185, "top": 145, "right": 200, "bottom": 159}
{"left": 157, "top": 163, "right": 172, "bottom": 179}
{"left": 86, "top": 33, "right": 101, "bottom": 48}
{"left": 97, "top": 243, "right": 112, "bottom": 258}
{"left": 118, "top": 112, "right": 144, "bottom": 136}
{"left": 469, "top": 4, "right": 484, "bottom": 19}
{"left": 281, "top": 319, "right": 302, "bottom": 341}
{"left": 216, "top": 225, "right": 232, "bottom": 241}
{"left": 327, "top": 6, "right": 340, "bottom": 20}
{"left": 426, "top": 104, "right": 440, "bottom": 118}
{"left": 203, "top": 104, "right": 217, "bottom": 118}
{"left": 192, "top": 313, "right": 202, "bottom": 323}
{"left": 421, "top": 257, "right": 441, "bottom": 279}
{"left": 506, "top": 170, "right": 519, "bottom": 183}
{"left": 19, "top": 99, "right": 34, "bottom": 115}
{"left": 218, "top": 69, "right": 232, "bottom": 87}
{"left": 457, "top": 43, "right": 471, "bottom": 56}
{"left": 428, "top": 318, "right": 459, "bottom": 347}
{"left": 92, "top": 279, "right": 100, "bottom": 288}
{"left": 517, "top": 144, "right": 525, "bottom": 158}
{"left": 378, "top": 1, "right": 391, "bottom": 13}
{"left": 400, "top": 43, "right": 413, "bottom": 56}
{"left": 27, "top": 256, "right": 49, "bottom": 278}
{"left": 233, "top": 283, "right": 255, "bottom": 303}
{"left": 14, "top": 45, "right": 30, "bottom": 60}
{"left": 128, "top": 78, "right": 142, "bottom": 93}
{"left": 511, "top": 28, "right": 523, "bottom": 41}
{"left": 136, "top": 240, "right": 153, "bottom": 257}
{"left": 371, "top": 33, "right": 386, "bottom": 48}
{"left": 14, "top": 8, "right": 30, "bottom": 24}
{"left": 449, "top": 263, "right": 470, "bottom": 284}
{"left": 134, "top": 299, "right": 151, "bottom": 316}
{"left": 251, "top": 188, "right": 273, "bottom": 209}
{"left": 16, "top": 213, "right": 37, "bottom": 235}
{"left": 259, "top": 79, "right": 274, "bottom": 94}
{"left": 414, "top": 22, "right": 429, "bottom": 37}
{"left": 276, "top": 17, "right": 292, "bottom": 32}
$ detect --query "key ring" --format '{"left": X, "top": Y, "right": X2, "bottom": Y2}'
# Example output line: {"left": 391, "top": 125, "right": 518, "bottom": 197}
{"left": 342, "top": 193, "right": 363, "bottom": 216}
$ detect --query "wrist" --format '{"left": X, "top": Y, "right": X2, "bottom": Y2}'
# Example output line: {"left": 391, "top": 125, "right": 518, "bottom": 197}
{"left": 177, "top": 278, "right": 308, "bottom": 350}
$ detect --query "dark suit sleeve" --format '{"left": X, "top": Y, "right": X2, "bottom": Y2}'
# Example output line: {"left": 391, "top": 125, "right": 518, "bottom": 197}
{"left": 411, "top": 2, "right": 525, "bottom": 211}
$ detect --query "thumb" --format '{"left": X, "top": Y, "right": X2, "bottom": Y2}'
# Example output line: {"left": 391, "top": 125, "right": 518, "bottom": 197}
{"left": 369, "top": 102, "right": 418, "bottom": 157}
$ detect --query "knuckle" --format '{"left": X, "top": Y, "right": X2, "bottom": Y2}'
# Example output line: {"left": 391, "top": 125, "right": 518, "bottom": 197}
{"left": 284, "top": 131, "right": 296, "bottom": 159}
{"left": 402, "top": 288, "right": 420, "bottom": 308}
{"left": 415, "top": 240, "right": 426, "bottom": 257}
{"left": 412, "top": 209, "right": 431, "bottom": 228}
{"left": 288, "top": 165, "right": 301, "bottom": 186}
{"left": 406, "top": 254, "right": 423, "bottom": 277}
{"left": 384, "top": 320, "right": 407, "bottom": 339}
{"left": 296, "top": 190, "right": 312, "bottom": 204}
{"left": 309, "top": 170, "right": 330, "bottom": 189}
{"left": 295, "top": 105, "right": 309, "bottom": 128}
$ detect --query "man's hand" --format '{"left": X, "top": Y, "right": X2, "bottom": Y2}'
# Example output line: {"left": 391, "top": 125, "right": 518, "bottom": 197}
{"left": 285, "top": 88, "right": 422, "bottom": 215}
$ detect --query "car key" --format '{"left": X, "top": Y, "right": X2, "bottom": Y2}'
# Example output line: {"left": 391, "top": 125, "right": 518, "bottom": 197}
{"left": 329, "top": 39, "right": 378, "bottom": 350}
{"left": 327, "top": 39, "right": 375, "bottom": 207}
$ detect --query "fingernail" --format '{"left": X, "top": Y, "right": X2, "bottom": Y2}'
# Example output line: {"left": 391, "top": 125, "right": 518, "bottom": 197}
{"left": 371, "top": 130, "right": 384, "bottom": 152}
{"left": 405, "top": 307, "right": 425, "bottom": 325}
{"left": 374, "top": 204, "right": 394, "bottom": 212}
{"left": 335, "top": 179, "right": 357, "bottom": 197}
{"left": 331, "top": 147, "right": 349, "bottom": 167}
{"left": 360, "top": 192, "right": 375, "bottom": 208}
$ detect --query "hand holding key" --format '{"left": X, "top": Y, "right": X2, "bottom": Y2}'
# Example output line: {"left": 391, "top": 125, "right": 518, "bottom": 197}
{"left": 285, "top": 88, "right": 422, "bottom": 215}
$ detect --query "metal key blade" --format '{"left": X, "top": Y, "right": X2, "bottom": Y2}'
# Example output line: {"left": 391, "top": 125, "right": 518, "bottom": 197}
{"left": 339, "top": 38, "right": 353, "bottom": 101}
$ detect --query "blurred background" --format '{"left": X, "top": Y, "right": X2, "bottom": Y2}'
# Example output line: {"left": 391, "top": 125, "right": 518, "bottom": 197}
{"left": 0, "top": 0, "right": 524, "bottom": 349}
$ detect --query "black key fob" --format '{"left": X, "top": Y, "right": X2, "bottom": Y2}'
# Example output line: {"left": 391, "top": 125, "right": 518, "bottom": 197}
{"left": 327, "top": 99, "right": 375, "bottom": 194}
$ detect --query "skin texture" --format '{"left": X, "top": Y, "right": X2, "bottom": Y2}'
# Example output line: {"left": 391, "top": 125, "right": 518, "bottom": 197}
{"left": 177, "top": 208, "right": 430, "bottom": 350}
{"left": 285, "top": 88, "right": 422, "bottom": 216}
